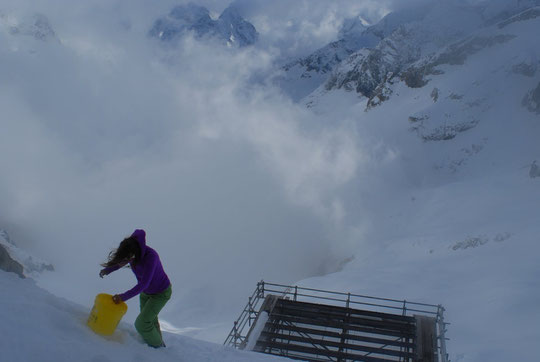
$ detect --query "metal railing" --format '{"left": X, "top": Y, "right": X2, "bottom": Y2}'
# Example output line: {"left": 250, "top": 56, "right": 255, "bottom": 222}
{"left": 224, "top": 281, "right": 449, "bottom": 362}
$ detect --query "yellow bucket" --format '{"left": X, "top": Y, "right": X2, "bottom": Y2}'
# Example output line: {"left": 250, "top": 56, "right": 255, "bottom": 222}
{"left": 87, "top": 293, "right": 128, "bottom": 336}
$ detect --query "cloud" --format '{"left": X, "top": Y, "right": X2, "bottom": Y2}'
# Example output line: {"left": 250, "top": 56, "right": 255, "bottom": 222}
{"left": 3, "top": 0, "right": 469, "bottom": 343}
{"left": 0, "top": 0, "right": 383, "bottom": 340}
{"left": 230, "top": 0, "right": 391, "bottom": 58}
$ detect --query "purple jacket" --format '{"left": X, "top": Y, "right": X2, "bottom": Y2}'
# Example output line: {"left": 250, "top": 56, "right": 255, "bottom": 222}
{"left": 106, "top": 229, "right": 171, "bottom": 301}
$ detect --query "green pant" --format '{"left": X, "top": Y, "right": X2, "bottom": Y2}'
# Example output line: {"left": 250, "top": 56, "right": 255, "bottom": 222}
{"left": 135, "top": 285, "right": 172, "bottom": 347}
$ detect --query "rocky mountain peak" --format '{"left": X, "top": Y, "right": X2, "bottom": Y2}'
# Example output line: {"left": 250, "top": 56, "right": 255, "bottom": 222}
{"left": 338, "top": 16, "right": 367, "bottom": 40}
{"left": 169, "top": 3, "right": 211, "bottom": 23}
{"left": 218, "top": 6, "right": 258, "bottom": 47}
{"left": 219, "top": 5, "right": 242, "bottom": 22}
{"left": 149, "top": 3, "right": 257, "bottom": 47}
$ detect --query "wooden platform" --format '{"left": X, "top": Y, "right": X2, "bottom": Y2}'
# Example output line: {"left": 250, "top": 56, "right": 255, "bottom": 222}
{"left": 250, "top": 296, "right": 437, "bottom": 362}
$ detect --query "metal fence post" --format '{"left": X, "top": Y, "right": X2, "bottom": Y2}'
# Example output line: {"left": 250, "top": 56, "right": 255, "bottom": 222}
{"left": 248, "top": 297, "right": 253, "bottom": 326}
{"left": 233, "top": 321, "right": 239, "bottom": 347}
{"left": 437, "top": 305, "right": 449, "bottom": 362}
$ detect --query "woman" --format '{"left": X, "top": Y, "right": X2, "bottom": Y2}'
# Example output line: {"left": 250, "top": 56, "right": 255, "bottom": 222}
{"left": 100, "top": 229, "right": 172, "bottom": 348}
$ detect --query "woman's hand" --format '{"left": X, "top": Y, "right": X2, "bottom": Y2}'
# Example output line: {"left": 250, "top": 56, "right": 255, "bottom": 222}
{"left": 112, "top": 294, "right": 123, "bottom": 304}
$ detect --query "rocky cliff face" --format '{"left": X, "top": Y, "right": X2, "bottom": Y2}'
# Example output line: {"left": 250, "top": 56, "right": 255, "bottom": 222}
{"left": 149, "top": 3, "right": 258, "bottom": 47}
{"left": 217, "top": 6, "right": 258, "bottom": 47}
{"left": 326, "top": 24, "right": 422, "bottom": 99}
{"left": 0, "top": 244, "right": 24, "bottom": 278}
{"left": 275, "top": 7, "right": 424, "bottom": 101}
{"left": 0, "top": 230, "right": 24, "bottom": 278}
{"left": 324, "top": 2, "right": 487, "bottom": 105}
{"left": 0, "top": 230, "right": 54, "bottom": 278}
{"left": 148, "top": 3, "right": 214, "bottom": 41}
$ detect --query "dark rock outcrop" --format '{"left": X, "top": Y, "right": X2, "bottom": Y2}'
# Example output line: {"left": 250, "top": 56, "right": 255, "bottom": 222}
{"left": 0, "top": 244, "right": 25, "bottom": 278}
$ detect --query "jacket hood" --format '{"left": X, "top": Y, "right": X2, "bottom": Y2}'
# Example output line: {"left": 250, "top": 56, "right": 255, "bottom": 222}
{"left": 131, "top": 229, "right": 147, "bottom": 259}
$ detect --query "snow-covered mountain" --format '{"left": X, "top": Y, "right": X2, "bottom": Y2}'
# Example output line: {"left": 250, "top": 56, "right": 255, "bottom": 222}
{"left": 149, "top": 3, "right": 258, "bottom": 47}
{"left": 279, "top": 0, "right": 540, "bottom": 102}
{"left": 319, "top": 4, "right": 539, "bottom": 110}
{"left": 293, "top": 5, "right": 540, "bottom": 359}
{"left": 302, "top": 3, "right": 540, "bottom": 164}
{"left": 275, "top": 4, "right": 438, "bottom": 101}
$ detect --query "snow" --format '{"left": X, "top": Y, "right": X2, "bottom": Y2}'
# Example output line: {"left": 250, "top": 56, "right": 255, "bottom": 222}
{"left": 0, "top": 271, "right": 285, "bottom": 362}
{"left": 298, "top": 221, "right": 540, "bottom": 362}
{"left": 295, "top": 8, "right": 540, "bottom": 361}
{"left": 1, "top": 1, "right": 540, "bottom": 362}
{"left": 244, "top": 311, "right": 269, "bottom": 351}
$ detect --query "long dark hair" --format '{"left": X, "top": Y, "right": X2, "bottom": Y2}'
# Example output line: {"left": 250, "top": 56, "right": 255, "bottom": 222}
{"left": 101, "top": 236, "right": 141, "bottom": 268}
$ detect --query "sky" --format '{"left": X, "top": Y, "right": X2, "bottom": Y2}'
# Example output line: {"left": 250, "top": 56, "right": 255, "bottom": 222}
{"left": 1, "top": 0, "right": 538, "bottom": 346}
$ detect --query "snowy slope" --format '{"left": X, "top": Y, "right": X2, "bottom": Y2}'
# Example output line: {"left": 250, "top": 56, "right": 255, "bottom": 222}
{"left": 303, "top": 5, "right": 540, "bottom": 256}
{"left": 296, "top": 5, "right": 540, "bottom": 362}
{"left": 298, "top": 214, "right": 539, "bottom": 362}
{"left": 0, "top": 270, "right": 286, "bottom": 362}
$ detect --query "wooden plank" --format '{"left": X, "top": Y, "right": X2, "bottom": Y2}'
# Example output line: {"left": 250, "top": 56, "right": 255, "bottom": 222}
{"left": 281, "top": 308, "right": 415, "bottom": 334}
{"left": 276, "top": 299, "right": 415, "bottom": 323}
{"left": 264, "top": 323, "right": 415, "bottom": 349}
{"left": 258, "top": 340, "right": 399, "bottom": 362}
{"left": 415, "top": 315, "right": 437, "bottom": 362}
{"left": 278, "top": 299, "right": 415, "bottom": 323}
{"left": 277, "top": 300, "right": 416, "bottom": 331}
{"left": 260, "top": 331, "right": 415, "bottom": 359}
{"left": 269, "top": 313, "right": 415, "bottom": 339}
{"left": 272, "top": 306, "right": 416, "bottom": 335}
